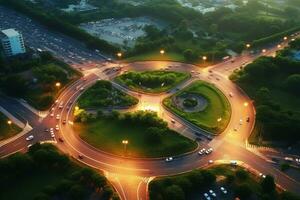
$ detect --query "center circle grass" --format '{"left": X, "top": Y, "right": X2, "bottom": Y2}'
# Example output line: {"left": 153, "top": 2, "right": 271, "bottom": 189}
{"left": 163, "top": 80, "right": 231, "bottom": 134}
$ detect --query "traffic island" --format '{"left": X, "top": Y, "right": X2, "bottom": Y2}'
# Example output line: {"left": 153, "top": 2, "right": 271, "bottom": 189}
{"left": 73, "top": 110, "right": 197, "bottom": 158}
{"left": 115, "top": 70, "right": 190, "bottom": 93}
{"left": 163, "top": 80, "right": 231, "bottom": 134}
{"left": 77, "top": 80, "right": 138, "bottom": 109}
{"left": 0, "top": 112, "right": 22, "bottom": 141}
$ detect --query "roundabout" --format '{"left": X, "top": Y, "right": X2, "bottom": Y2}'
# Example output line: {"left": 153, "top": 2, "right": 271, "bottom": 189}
{"left": 2, "top": 42, "right": 300, "bottom": 199}
{"left": 174, "top": 93, "right": 207, "bottom": 112}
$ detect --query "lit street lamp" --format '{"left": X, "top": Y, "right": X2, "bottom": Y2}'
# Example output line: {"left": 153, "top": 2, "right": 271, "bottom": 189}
{"left": 262, "top": 49, "right": 266, "bottom": 53}
{"left": 246, "top": 44, "right": 251, "bottom": 48}
{"left": 117, "top": 52, "right": 122, "bottom": 58}
{"left": 277, "top": 44, "right": 282, "bottom": 49}
{"left": 55, "top": 82, "right": 61, "bottom": 87}
{"left": 122, "top": 140, "right": 129, "bottom": 155}
{"left": 202, "top": 56, "right": 207, "bottom": 61}
{"left": 160, "top": 49, "right": 165, "bottom": 55}
{"left": 7, "top": 120, "right": 12, "bottom": 130}
{"left": 75, "top": 106, "right": 80, "bottom": 111}
{"left": 244, "top": 102, "right": 249, "bottom": 107}
{"left": 283, "top": 36, "right": 288, "bottom": 41}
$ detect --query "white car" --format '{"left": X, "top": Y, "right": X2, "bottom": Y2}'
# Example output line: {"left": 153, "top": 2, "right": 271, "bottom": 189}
{"left": 26, "top": 135, "right": 34, "bottom": 141}
{"left": 56, "top": 114, "right": 60, "bottom": 120}
{"left": 165, "top": 157, "right": 173, "bottom": 162}
{"left": 50, "top": 113, "right": 54, "bottom": 117}
{"left": 230, "top": 160, "right": 238, "bottom": 165}
{"left": 209, "top": 190, "right": 216, "bottom": 197}
{"left": 229, "top": 92, "right": 234, "bottom": 97}
{"left": 220, "top": 187, "right": 228, "bottom": 194}
{"left": 198, "top": 148, "right": 206, "bottom": 155}
{"left": 171, "top": 119, "right": 176, "bottom": 124}
{"left": 55, "top": 125, "right": 59, "bottom": 131}
{"left": 205, "top": 148, "right": 213, "bottom": 154}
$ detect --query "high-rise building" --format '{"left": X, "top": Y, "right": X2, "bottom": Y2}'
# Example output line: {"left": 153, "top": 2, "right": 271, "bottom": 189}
{"left": 0, "top": 28, "right": 26, "bottom": 57}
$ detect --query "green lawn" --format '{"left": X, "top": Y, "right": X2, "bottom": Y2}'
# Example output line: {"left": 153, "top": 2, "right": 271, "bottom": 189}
{"left": 75, "top": 116, "right": 197, "bottom": 158}
{"left": 125, "top": 51, "right": 186, "bottom": 63}
{"left": 163, "top": 80, "right": 231, "bottom": 134}
{"left": 77, "top": 80, "right": 138, "bottom": 109}
{"left": 0, "top": 112, "right": 22, "bottom": 140}
{"left": 115, "top": 70, "right": 190, "bottom": 93}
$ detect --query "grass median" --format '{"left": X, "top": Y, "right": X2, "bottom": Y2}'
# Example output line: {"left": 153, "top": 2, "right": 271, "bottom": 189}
{"left": 163, "top": 80, "right": 231, "bottom": 134}
{"left": 115, "top": 70, "right": 190, "bottom": 93}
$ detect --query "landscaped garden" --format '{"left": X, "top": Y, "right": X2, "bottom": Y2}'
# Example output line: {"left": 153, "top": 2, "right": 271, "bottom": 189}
{"left": 77, "top": 80, "right": 138, "bottom": 109}
{"left": 149, "top": 164, "right": 299, "bottom": 200}
{"left": 115, "top": 70, "right": 190, "bottom": 93}
{"left": 74, "top": 110, "right": 197, "bottom": 158}
{"left": 163, "top": 80, "right": 231, "bottom": 134}
{"left": 0, "top": 112, "right": 21, "bottom": 140}
{"left": 0, "top": 143, "right": 119, "bottom": 200}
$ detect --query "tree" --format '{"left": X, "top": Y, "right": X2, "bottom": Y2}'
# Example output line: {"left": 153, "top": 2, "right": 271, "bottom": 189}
{"left": 235, "top": 184, "right": 252, "bottom": 199}
{"left": 261, "top": 175, "right": 276, "bottom": 193}
{"left": 183, "top": 49, "right": 197, "bottom": 62}
{"left": 236, "top": 169, "right": 249, "bottom": 181}
{"left": 164, "top": 185, "right": 185, "bottom": 200}
{"left": 285, "top": 74, "right": 300, "bottom": 95}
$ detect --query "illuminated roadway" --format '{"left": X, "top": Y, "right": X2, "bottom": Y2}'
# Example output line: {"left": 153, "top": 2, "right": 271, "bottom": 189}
{"left": 1, "top": 37, "right": 300, "bottom": 200}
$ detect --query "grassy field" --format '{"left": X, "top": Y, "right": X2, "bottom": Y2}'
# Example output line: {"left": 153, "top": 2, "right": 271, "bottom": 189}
{"left": 74, "top": 117, "right": 197, "bottom": 158}
{"left": 115, "top": 70, "right": 190, "bottom": 93}
{"left": 0, "top": 112, "right": 22, "bottom": 141}
{"left": 163, "top": 80, "right": 231, "bottom": 134}
{"left": 77, "top": 80, "right": 138, "bottom": 109}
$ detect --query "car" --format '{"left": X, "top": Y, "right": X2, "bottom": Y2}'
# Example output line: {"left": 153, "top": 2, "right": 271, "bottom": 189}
{"left": 204, "top": 193, "right": 209, "bottom": 197}
{"left": 56, "top": 114, "right": 60, "bottom": 120}
{"left": 246, "top": 117, "right": 250, "bottom": 123}
{"left": 55, "top": 100, "right": 59, "bottom": 104}
{"left": 239, "top": 119, "right": 243, "bottom": 125}
{"left": 205, "top": 148, "right": 213, "bottom": 154}
{"left": 66, "top": 106, "right": 70, "bottom": 110}
{"left": 55, "top": 125, "right": 59, "bottom": 131}
{"left": 229, "top": 92, "right": 234, "bottom": 97}
{"left": 171, "top": 119, "right": 176, "bottom": 124}
{"left": 259, "top": 173, "right": 266, "bottom": 178}
{"left": 58, "top": 137, "right": 64, "bottom": 142}
{"left": 62, "top": 120, "right": 67, "bottom": 124}
{"left": 27, "top": 144, "right": 32, "bottom": 148}
{"left": 208, "top": 160, "right": 214, "bottom": 164}
{"left": 78, "top": 154, "right": 84, "bottom": 159}
{"left": 230, "top": 160, "right": 238, "bottom": 165}
{"left": 209, "top": 190, "right": 216, "bottom": 197}
{"left": 220, "top": 187, "right": 228, "bottom": 194}
{"left": 233, "top": 127, "right": 238, "bottom": 132}
{"left": 80, "top": 87, "right": 84, "bottom": 91}
{"left": 26, "top": 135, "right": 34, "bottom": 141}
{"left": 44, "top": 128, "right": 49, "bottom": 132}
{"left": 50, "top": 113, "right": 54, "bottom": 117}
{"left": 198, "top": 148, "right": 206, "bottom": 155}
{"left": 165, "top": 157, "right": 173, "bottom": 162}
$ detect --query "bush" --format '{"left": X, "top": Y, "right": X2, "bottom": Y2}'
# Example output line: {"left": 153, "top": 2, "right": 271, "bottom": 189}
{"left": 235, "top": 184, "right": 253, "bottom": 199}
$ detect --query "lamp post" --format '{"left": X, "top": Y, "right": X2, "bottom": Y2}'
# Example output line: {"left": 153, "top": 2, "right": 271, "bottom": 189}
{"left": 122, "top": 140, "right": 128, "bottom": 155}
{"left": 246, "top": 43, "right": 251, "bottom": 49}
{"left": 7, "top": 120, "right": 12, "bottom": 131}
{"left": 160, "top": 49, "right": 165, "bottom": 55}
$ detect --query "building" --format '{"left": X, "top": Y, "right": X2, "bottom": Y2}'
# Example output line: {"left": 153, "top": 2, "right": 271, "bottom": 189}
{"left": 0, "top": 28, "right": 26, "bottom": 57}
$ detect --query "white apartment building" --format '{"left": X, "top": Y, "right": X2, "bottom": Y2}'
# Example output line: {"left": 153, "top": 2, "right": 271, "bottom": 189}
{"left": 0, "top": 28, "right": 26, "bottom": 56}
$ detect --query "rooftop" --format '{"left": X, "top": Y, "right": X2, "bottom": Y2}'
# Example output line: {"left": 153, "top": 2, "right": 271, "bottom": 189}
{"left": 1, "top": 28, "right": 20, "bottom": 38}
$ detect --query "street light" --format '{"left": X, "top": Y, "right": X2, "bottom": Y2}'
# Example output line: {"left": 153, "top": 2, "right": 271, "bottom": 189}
{"left": 7, "top": 120, "right": 12, "bottom": 125}
{"left": 122, "top": 140, "right": 129, "bottom": 155}
{"left": 244, "top": 102, "right": 249, "bottom": 107}
{"left": 246, "top": 44, "right": 251, "bottom": 48}
{"left": 160, "top": 49, "right": 165, "bottom": 55}
{"left": 55, "top": 82, "right": 61, "bottom": 88}
{"left": 202, "top": 56, "right": 207, "bottom": 61}
{"left": 117, "top": 52, "right": 122, "bottom": 58}
{"left": 262, "top": 49, "right": 266, "bottom": 53}
{"left": 217, "top": 118, "right": 222, "bottom": 122}
{"left": 75, "top": 106, "right": 80, "bottom": 111}
{"left": 277, "top": 44, "right": 282, "bottom": 49}
{"left": 283, "top": 36, "right": 288, "bottom": 41}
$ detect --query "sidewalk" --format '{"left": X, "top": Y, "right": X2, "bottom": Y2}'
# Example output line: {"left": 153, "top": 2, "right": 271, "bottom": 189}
{"left": 18, "top": 99, "right": 48, "bottom": 118}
